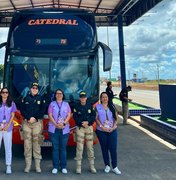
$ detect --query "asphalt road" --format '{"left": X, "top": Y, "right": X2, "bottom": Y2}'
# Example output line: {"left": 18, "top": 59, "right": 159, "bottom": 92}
{"left": 100, "top": 85, "right": 160, "bottom": 108}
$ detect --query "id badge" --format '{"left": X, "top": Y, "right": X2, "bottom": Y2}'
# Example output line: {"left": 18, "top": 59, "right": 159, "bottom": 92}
{"left": 104, "top": 120, "right": 110, "bottom": 129}
{"left": 57, "top": 117, "right": 64, "bottom": 124}
{"left": 1, "top": 119, "right": 6, "bottom": 128}
{"left": 0, "top": 123, "right": 4, "bottom": 128}
{"left": 2, "top": 119, "right": 6, "bottom": 123}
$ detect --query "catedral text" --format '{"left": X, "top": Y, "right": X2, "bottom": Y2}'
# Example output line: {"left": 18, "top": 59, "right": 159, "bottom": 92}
{"left": 28, "top": 19, "right": 78, "bottom": 25}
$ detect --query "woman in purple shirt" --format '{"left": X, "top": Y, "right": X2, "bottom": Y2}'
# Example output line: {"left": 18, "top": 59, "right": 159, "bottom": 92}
{"left": 96, "top": 92, "right": 121, "bottom": 175}
{"left": 48, "top": 88, "right": 71, "bottom": 174}
{"left": 0, "top": 87, "right": 17, "bottom": 174}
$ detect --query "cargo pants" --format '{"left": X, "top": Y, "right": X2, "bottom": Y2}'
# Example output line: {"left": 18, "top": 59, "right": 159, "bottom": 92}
{"left": 22, "top": 120, "right": 43, "bottom": 164}
{"left": 75, "top": 126, "right": 95, "bottom": 161}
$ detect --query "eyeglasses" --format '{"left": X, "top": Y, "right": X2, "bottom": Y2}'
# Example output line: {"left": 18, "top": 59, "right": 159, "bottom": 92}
{"left": 2, "top": 91, "right": 8, "bottom": 94}
{"left": 32, "top": 87, "right": 38, "bottom": 90}
{"left": 56, "top": 92, "right": 63, "bottom": 95}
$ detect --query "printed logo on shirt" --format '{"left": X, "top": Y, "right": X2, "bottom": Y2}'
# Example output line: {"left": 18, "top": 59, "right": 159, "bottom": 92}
{"left": 88, "top": 109, "right": 91, "bottom": 113}
{"left": 37, "top": 101, "right": 41, "bottom": 104}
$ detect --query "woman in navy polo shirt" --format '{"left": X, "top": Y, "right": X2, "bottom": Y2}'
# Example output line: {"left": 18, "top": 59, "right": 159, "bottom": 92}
{"left": 48, "top": 88, "right": 71, "bottom": 174}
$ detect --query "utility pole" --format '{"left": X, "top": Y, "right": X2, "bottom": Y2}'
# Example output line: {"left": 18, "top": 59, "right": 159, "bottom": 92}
{"left": 157, "top": 64, "right": 160, "bottom": 84}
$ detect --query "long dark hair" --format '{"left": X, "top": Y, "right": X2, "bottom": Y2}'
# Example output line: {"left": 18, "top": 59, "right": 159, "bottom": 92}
{"left": 100, "top": 92, "right": 117, "bottom": 120}
{"left": 0, "top": 87, "right": 13, "bottom": 107}
{"left": 53, "top": 88, "right": 65, "bottom": 101}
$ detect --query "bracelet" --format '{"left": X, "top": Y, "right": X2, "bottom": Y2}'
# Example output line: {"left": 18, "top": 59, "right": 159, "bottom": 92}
{"left": 99, "top": 124, "right": 102, "bottom": 128}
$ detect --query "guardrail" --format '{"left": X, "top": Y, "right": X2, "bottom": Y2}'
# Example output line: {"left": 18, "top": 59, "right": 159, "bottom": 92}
{"left": 140, "top": 114, "right": 176, "bottom": 144}
{"left": 113, "top": 98, "right": 161, "bottom": 116}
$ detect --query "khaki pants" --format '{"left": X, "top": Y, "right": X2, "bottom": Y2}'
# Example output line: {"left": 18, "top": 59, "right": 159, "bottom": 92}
{"left": 22, "top": 120, "right": 43, "bottom": 163}
{"left": 75, "top": 126, "right": 95, "bottom": 160}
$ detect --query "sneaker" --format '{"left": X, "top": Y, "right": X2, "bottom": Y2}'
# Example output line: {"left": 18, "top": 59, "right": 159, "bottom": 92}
{"left": 112, "top": 167, "right": 121, "bottom": 175}
{"left": 104, "top": 165, "right": 110, "bottom": 173}
{"left": 6, "top": 165, "right": 12, "bottom": 174}
{"left": 62, "top": 168, "right": 67, "bottom": 174}
{"left": 52, "top": 168, "right": 58, "bottom": 174}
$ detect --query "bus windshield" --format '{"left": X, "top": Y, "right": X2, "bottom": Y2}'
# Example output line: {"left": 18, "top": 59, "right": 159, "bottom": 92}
{"left": 8, "top": 55, "right": 98, "bottom": 105}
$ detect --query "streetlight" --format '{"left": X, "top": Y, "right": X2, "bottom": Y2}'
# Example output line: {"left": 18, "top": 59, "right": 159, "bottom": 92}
{"left": 107, "top": 26, "right": 111, "bottom": 80}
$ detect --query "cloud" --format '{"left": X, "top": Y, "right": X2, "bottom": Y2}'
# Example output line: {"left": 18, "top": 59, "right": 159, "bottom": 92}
{"left": 0, "top": 0, "right": 175, "bottom": 80}
{"left": 0, "top": 27, "right": 8, "bottom": 64}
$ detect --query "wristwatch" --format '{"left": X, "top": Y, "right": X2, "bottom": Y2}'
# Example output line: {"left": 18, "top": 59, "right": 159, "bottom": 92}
{"left": 99, "top": 124, "right": 102, "bottom": 128}
{"left": 63, "top": 123, "right": 66, "bottom": 126}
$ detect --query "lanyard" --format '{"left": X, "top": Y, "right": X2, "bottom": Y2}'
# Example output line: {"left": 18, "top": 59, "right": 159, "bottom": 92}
{"left": 3, "top": 103, "right": 6, "bottom": 122}
{"left": 105, "top": 109, "right": 109, "bottom": 121}
{"left": 56, "top": 101, "right": 63, "bottom": 118}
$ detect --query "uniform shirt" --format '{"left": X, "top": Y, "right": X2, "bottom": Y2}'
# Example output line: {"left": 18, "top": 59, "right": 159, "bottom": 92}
{"left": 73, "top": 102, "right": 96, "bottom": 127}
{"left": 96, "top": 104, "right": 114, "bottom": 131}
{"left": 106, "top": 86, "right": 114, "bottom": 103}
{"left": 48, "top": 101, "right": 71, "bottom": 135}
{"left": 0, "top": 102, "right": 17, "bottom": 132}
{"left": 20, "top": 93, "right": 46, "bottom": 120}
{"left": 119, "top": 88, "right": 128, "bottom": 102}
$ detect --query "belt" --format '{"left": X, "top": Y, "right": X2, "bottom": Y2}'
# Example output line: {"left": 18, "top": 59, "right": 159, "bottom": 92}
{"left": 78, "top": 126, "right": 92, "bottom": 129}
{"left": 24, "top": 119, "right": 41, "bottom": 123}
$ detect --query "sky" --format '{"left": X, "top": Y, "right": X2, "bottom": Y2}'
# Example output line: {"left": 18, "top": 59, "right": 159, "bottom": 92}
{"left": 0, "top": 0, "right": 176, "bottom": 80}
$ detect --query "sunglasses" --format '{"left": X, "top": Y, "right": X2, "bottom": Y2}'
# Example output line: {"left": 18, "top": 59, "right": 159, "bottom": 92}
{"left": 32, "top": 87, "right": 38, "bottom": 90}
{"left": 2, "top": 91, "right": 8, "bottom": 94}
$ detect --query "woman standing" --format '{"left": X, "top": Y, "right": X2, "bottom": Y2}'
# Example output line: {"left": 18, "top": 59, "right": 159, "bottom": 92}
{"left": 48, "top": 88, "right": 71, "bottom": 174}
{"left": 0, "top": 87, "right": 17, "bottom": 174}
{"left": 96, "top": 92, "right": 121, "bottom": 175}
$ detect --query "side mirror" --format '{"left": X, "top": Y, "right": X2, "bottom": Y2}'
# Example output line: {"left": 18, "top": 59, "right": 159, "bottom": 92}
{"left": 0, "top": 42, "right": 7, "bottom": 49}
{"left": 98, "top": 42, "right": 112, "bottom": 71}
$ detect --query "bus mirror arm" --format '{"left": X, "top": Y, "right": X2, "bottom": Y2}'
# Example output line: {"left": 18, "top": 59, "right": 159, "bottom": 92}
{"left": 97, "top": 42, "right": 112, "bottom": 72}
{"left": 0, "top": 42, "right": 7, "bottom": 49}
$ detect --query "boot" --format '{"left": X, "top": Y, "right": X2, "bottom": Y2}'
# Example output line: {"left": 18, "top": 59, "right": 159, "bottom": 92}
{"left": 89, "top": 160, "right": 96, "bottom": 174}
{"left": 76, "top": 160, "right": 81, "bottom": 174}
{"left": 35, "top": 159, "right": 41, "bottom": 173}
{"left": 24, "top": 162, "right": 31, "bottom": 173}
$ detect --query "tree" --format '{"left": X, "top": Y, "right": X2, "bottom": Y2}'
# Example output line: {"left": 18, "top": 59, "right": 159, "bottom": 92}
{"left": 0, "top": 64, "right": 4, "bottom": 82}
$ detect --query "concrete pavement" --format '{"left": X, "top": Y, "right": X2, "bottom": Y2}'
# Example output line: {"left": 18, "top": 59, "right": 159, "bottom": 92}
{"left": 118, "top": 116, "right": 176, "bottom": 180}
{"left": 0, "top": 116, "right": 176, "bottom": 180}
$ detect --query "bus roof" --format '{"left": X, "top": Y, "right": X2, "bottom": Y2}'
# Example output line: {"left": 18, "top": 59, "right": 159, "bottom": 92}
{"left": 0, "top": 0, "right": 164, "bottom": 27}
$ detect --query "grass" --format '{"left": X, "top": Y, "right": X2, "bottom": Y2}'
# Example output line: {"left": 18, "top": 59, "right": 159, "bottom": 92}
{"left": 113, "top": 98, "right": 146, "bottom": 110}
{"left": 112, "top": 96, "right": 176, "bottom": 126}
{"left": 155, "top": 116, "right": 176, "bottom": 126}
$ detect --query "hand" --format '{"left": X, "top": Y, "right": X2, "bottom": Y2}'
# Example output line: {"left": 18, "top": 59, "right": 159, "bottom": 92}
{"left": 56, "top": 123, "right": 64, "bottom": 129}
{"left": 29, "top": 117, "right": 37, "bottom": 123}
{"left": 82, "top": 121, "right": 89, "bottom": 128}
{"left": 108, "top": 124, "right": 117, "bottom": 133}
{"left": 128, "top": 99, "right": 132, "bottom": 102}
{"left": 3, "top": 123, "right": 10, "bottom": 131}
{"left": 101, "top": 126, "right": 109, "bottom": 132}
